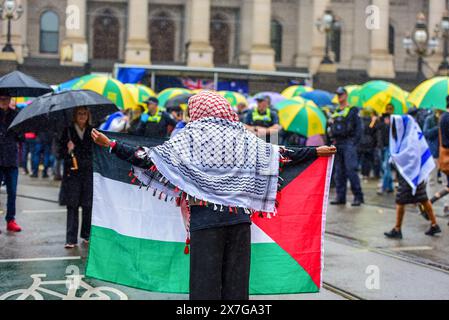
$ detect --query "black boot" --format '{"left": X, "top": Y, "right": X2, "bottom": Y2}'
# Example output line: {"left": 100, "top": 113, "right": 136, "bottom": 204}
{"left": 330, "top": 199, "right": 346, "bottom": 205}
{"left": 425, "top": 224, "right": 441, "bottom": 236}
{"left": 384, "top": 228, "right": 402, "bottom": 239}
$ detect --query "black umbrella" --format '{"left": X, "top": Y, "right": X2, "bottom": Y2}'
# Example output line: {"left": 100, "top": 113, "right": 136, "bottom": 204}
{"left": 8, "top": 90, "right": 119, "bottom": 133}
{"left": 0, "top": 71, "right": 53, "bottom": 97}
{"left": 165, "top": 93, "right": 194, "bottom": 110}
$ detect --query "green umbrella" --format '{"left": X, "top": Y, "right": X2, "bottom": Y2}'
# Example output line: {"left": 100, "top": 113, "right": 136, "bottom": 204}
{"left": 275, "top": 98, "right": 326, "bottom": 137}
{"left": 408, "top": 77, "right": 449, "bottom": 111}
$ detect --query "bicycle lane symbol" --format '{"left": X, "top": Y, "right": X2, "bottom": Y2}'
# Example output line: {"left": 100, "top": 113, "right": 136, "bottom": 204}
{"left": 0, "top": 266, "right": 128, "bottom": 300}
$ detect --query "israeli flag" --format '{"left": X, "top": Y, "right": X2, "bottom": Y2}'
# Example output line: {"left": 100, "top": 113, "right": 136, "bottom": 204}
{"left": 390, "top": 115, "right": 435, "bottom": 195}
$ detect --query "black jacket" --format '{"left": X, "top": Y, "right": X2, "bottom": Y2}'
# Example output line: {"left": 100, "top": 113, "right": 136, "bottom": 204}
{"left": 59, "top": 125, "right": 93, "bottom": 207}
{"left": 135, "top": 112, "right": 177, "bottom": 138}
{"left": 0, "top": 108, "right": 20, "bottom": 167}
{"left": 358, "top": 117, "right": 379, "bottom": 152}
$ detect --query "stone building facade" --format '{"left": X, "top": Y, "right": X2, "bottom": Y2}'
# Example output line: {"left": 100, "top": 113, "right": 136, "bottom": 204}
{"left": 0, "top": 0, "right": 447, "bottom": 89}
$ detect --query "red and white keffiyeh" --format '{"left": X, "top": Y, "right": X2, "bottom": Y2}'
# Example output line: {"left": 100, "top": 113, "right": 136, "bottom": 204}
{"left": 188, "top": 91, "right": 239, "bottom": 122}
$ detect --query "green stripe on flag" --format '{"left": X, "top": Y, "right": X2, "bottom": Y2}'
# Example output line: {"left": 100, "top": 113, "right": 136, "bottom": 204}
{"left": 86, "top": 226, "right": 319, "bottom": 295}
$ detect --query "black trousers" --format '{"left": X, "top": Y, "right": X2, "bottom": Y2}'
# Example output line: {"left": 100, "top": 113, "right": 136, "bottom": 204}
{"left": 189, "top": 223, "right": 251, "bottom": 300}
{"left": 66, "top": 206, "right": 92, "bottom": 244}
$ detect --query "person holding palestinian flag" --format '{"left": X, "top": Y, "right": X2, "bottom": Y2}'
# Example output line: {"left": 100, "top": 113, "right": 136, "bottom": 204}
{"left": 91, "top": 91, "right": 336, "bottom": 300}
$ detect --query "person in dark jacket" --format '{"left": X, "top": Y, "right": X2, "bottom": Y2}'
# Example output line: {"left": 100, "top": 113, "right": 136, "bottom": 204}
{"left": 423, "top": 109, "right": 443, "bottom": 184}
{"left": 91, "top": 91, "right": 336, "bottom": 300}
{"left": 135, "top": 97, "right": 177, "bottom": 138}
{"left": 329, "top": 87, "right": 364, "bottom": 206}
{"left": 31, "top": 131, "right": 53, "bottom": 178}
{"left": 0, "top": 95, "right": 22, "bottom": 233}
{"left": 358, "top": 108, "right": 379, "bottom": 181}
{"left": 59, "top": 106, "right": 93, "bottom": 248}
{"left": 376, "top": 105, "right": 394, "bottom": 195}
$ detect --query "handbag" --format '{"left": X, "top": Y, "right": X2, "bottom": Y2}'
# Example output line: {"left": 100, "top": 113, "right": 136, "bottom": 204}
{"left": 438, "top": 128, "right": 449, "bottom": 175}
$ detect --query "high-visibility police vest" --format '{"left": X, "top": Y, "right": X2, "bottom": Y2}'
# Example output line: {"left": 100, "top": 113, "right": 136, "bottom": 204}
{"left": 146, "top": 110, "right": 162, "bottom": 123}
{"left": 252, "top": 108, "right": 272, "bottom": 125}
{"left": 330, "top": 106, "right": 353, "bottom": 137}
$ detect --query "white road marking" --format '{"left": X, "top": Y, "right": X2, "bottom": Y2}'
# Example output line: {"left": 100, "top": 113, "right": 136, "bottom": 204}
{"left": 0, "top": 256, "right": 81, "bottom": 263}
{"left": 21, "top": 209, "right": 67, "bottom": 214}
{"left": 389, "top": 246, "right": 433, "bottom": 252}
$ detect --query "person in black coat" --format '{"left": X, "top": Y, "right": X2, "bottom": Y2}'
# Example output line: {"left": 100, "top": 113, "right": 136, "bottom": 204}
{"left": 0, "top": 95, "right": 22, "bottom": 233}
{"left": 59, "top": 106, "right": 93, "bottom": 248}
{"left": 358, "top": 108, "right": 380, "bottom": 180}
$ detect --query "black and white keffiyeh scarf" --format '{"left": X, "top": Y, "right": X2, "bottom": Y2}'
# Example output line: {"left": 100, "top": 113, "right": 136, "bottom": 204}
{"left": 133, "top": 117, "right": 279, "bottom": 213}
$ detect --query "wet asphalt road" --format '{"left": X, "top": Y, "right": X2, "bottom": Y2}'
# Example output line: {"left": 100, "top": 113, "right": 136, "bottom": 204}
{"left": 1, "top": 172, "right": 449, "bottom": 300}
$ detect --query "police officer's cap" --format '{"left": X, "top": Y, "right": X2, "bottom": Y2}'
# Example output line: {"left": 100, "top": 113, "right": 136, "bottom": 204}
{"left": 146, "top": 97, "right": 159, "bottom": 105}
{"left": 255, "top": 95, "right": 269, "bottom": 102}
{"left": 335, "top": 87, "right": 347, "bottom": 96}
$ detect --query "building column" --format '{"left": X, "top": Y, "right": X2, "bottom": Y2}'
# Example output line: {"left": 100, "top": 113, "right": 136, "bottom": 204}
{"left": 238, "top": 0, "right": 252, "bottom": 65}
{"left": 367, "top": 0, "right": 395, "bottom": 78}
{"left": 308, "top": 0, "right": 330, "bottom": 75}
{"left": 427, "top": 0, "right": 446, "bottom": 76}
{"left": 185, "top": 0, "right": 213, "bottom": 68}
{"left": 351, "top": 0, "right": 370, "bottom": 70}
{"left": 60, "top": 0, "right": 88, "bottom": 66}
{"left": 295, "top": 0, "right": 313, "bottom": 69}
{"left": 125, "top": 0, "right": 151, "bottom": 65}
{"left": 0, "top": 0, "right": 27, "bottom": 63}
{"left": 247, "top": 0, "right": 275, "bottom": 71}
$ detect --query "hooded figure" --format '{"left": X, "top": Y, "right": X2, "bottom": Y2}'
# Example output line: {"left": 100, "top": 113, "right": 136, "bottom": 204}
{"left": 91, "top": 91, "right": 335, "bottom": 299}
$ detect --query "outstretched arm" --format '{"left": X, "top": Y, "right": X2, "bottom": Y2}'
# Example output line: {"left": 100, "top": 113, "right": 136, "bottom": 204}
{"left": 281, "top": 145, "right": 336, "bottom": 166}
{"left": 91, "top": 129, "right": 154, "bottom": 169}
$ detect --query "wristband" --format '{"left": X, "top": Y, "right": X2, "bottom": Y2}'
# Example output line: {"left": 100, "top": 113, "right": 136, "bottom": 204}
{"left": 108, "top": 140, "right": 117, "bottom": 153}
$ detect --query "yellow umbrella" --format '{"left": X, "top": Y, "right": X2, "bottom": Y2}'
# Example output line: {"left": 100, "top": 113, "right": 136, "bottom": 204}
{"left": 157, "top": 88, "right": 191, "bottom": 108}
{"left": 72, "top": 75, "right": 136, "bottom": 110}
{"left": 281, "top": 85, "right": 314, "bottom": 99}
{"left": 125, "top": 84, "right": 157, "bottom": 111}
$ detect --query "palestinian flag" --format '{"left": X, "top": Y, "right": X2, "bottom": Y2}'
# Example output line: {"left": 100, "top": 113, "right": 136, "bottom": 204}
{"left": 86, "top": 132, "right": 334, "bottom": 294}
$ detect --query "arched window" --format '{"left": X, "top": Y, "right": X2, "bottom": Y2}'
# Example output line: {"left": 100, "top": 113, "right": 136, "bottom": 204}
{"left": 271, "top": 20, "right": 282, "bottom": 62}
{"left": 40, "top": 11, "right": 59, "bottom": 53}
{"left": 210, "top": 14, "right": 230, "bottom": 65}
{"left": 150, "top": 11, "right": 175, "bottom": 63}
{"left": 389, "top": 24, "right": 395, "bottom": 55}
{"left": 331, "top": 27, "right": 341, "bottom": 63}
{"left": 93, "top": 9, "right": 120, "bottom": 60}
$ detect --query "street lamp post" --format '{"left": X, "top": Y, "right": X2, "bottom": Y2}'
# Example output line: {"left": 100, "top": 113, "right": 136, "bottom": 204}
{"left": 403, "top": 13, "right": 439, "bottom": 82}
{"left": 0, "top": 0, "right": 24, "bottom": 53}
{"left": 435, "top": 10, "right": 449, "bottom": 75}
{"left": 315, "top": 9, "right": 341, "bottom": 65}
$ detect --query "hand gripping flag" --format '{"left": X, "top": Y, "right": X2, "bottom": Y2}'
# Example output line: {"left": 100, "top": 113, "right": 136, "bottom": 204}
{"left": 86, "top": 132, "right": 334, "bottom": 294}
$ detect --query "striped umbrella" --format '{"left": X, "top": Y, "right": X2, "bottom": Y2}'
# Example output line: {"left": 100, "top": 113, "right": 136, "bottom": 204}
{"left": 281, "top": 85, "right": 314, "bottom": 99}
{"left": 275, "top": 98, "right": 327, "bottom": 137}
{"left": 331, "top": 85, "right": 362, "bottom": 106}
{"left": 408, "top": 77, "right": 449, "bottom": 111}
{"left": 218, "top": 91, "right": 248, "bottom": 108}
{"left": 157, "top": 88, "right": 191, "bottom": 108}
{"left": 14, "top": 97, "right": 34, "bottom": 109}
{"left": 358, "top": 80, "right": 408, "bottom": 115}
{"left": 71, "top": 75, "right": 136, "bottom": 110}
{"left": 125, "top": 84, "right": 157, "bottom": 110}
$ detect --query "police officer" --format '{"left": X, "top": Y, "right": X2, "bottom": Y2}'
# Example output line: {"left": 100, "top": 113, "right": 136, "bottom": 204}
{"left": 329, "top": 87, "right": 364, "bottom": 206}
{"left": 135, "top": 97, "right": 178, "bottom": 138}
{"left": 244, "top": 95, "right": 280, "bottom": 143}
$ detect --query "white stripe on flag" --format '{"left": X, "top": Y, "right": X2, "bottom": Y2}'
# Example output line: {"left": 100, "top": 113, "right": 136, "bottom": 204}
{"left": 92, "top": 173, "right": 274, "bottom": 244}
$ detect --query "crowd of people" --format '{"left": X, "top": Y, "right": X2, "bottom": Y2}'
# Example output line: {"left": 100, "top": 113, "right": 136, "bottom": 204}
{"left": 1, "top": 85, "right": 449, "bottom": 245}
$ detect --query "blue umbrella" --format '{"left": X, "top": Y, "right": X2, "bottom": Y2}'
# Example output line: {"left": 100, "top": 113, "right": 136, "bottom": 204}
{"left": 57, "top": 77, "right": 81, "bottom": 92}
{"left": 300, "top": 90, "right": 335, "bottom": 107}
